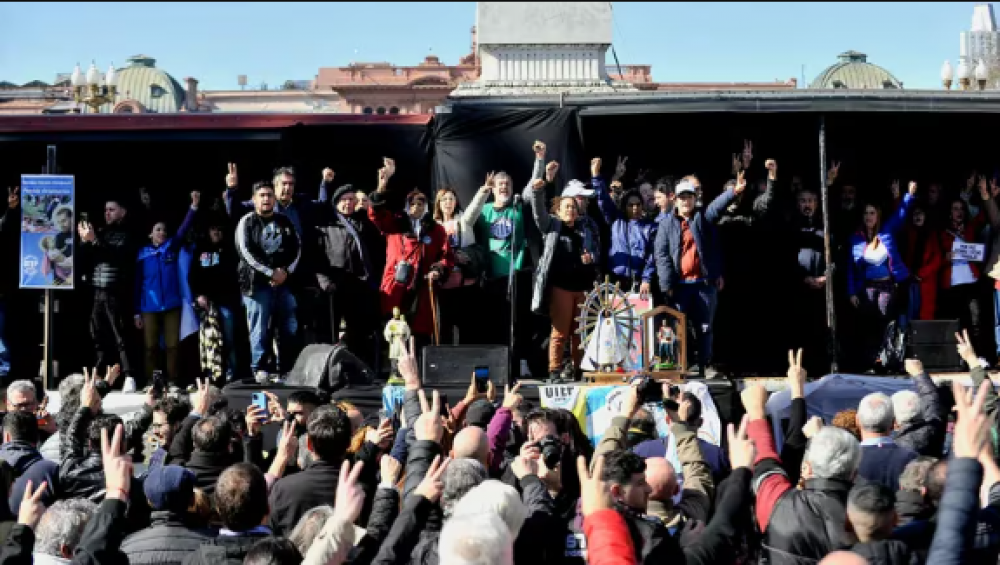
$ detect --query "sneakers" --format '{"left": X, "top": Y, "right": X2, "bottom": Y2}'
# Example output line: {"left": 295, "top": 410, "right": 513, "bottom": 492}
{"left": 121, "top": 376, "right": 137, "bottom": 393}
{"left": 545, "top": 371, "right": 564, "bottom": 385}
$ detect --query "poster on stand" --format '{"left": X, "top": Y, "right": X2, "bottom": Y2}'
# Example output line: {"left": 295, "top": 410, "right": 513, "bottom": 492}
{"left": 19, "top": 175, "right": 75, "bottom": 289}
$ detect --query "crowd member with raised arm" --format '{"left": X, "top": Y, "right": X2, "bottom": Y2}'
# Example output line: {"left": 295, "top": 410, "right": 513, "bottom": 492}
{"left": 592, "top": 157, "right": 655, "bottom": 297}
{"left": 78, "top": 198, "right": 140, "bottom": 387}
{"left": 312, "top": 178, "right": 382, "bottom": 366}
{"left": 432, "top": 180, "right": 489, "bottom": 345}
{"left": 524, "top": 167, "right": 599, "bottom": 384}
{"left": 234, "top": 181, "right": 302, "bottom": 378}
{"left": 846, "top": 180, "right": 917, "bottom": 372}
{"left": 368, "top": 159, "right": 453, "bottom": 347}
{"left": 133, "top": 191, "right": 199, "bottom": 387}
{"left": 224, "top": 164, "right": 328, "bottom": 240}
{"left": 653, "top": 173, "right": 743, "bottom": 378}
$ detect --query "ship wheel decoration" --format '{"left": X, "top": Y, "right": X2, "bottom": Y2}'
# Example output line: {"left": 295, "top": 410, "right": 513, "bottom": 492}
{"left": 576, "top": 277, "right": 636, "bottom": 372}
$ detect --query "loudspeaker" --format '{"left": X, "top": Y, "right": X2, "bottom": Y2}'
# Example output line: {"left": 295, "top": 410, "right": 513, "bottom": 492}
{"left": 908, "top": 320, "right": 962, "bottom": 370}
{"left": 422, "top": 345, "right": 510, "bottom": 388}
{"left": 284, "top": 344, "right": 375, "bottom": 393}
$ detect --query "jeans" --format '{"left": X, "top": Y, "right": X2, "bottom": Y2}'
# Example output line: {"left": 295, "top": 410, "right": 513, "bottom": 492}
{"left": 243, "top": 285, "right": 298, "bottom": 373}
{"left": 0, "top": 298, "right": 8, "bottom": 378}
{"left": 673, "top": 282, "right": 718, "bottom": 370}
{"left": 90, "top": 289, "right": 133, "bottom": 378}
{"left": 218, "top": 305, "right": 238, "bottom": 375}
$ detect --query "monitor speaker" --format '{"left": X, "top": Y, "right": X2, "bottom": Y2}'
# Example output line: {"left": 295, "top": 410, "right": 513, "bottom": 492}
{"left": 907, "top": 320, "right": 962, "bottom": 370}
{"left": 284, "top": 344, "right": 375, "bottom": 393}
{"left": 421, "top": 345, "right": 510, "bottom": 388}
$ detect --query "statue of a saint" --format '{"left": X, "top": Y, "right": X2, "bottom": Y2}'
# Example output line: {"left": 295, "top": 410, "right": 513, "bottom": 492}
{"left": 384, "top": 307, "right": 411, "bottom": 385}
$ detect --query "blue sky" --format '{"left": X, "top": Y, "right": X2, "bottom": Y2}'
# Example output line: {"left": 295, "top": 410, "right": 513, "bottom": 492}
{"left": 0, "top": 2, "right": 983, "bottom": 90}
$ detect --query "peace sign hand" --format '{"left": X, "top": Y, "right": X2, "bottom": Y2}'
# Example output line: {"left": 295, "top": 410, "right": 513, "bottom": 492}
{"left": 612, "top": 155, "right": 628, "bottom": 182}
{"left": 956, "top": 329, "right": 979, "bottom": 366}
{"left": 415, "top": 455, "right": 451, "bottom": 503}
{"left": 17, "top": 480, "right": 49, "bottom": 529}
{"left": 415, "top": 389, "right": 444, "bottom": 443}
{"left": 502, "top": 382, "right": 523, "bottom": 409}
{"left": 191, "top": 377, "right": 212, "bottom": 416}
{"left": 7, "top": 186, "right": 19, "bottom": 210}
{"left": 787, "top": 348, "right": 806, "bottom": 397}
{"left": 577, "top": 455, "right": 613, "bottom": 517}
{"left": 890, "top": 180, "right": 901, "bottom": 199}
{"left": 226, "top": 163, "right": 238, "bottom": 189}
{"left": 397, "top": 335, "right": 420, "bottom": 390}
{"left": 908, "top": 181, "right": 918, "bottom": 197}
{"left": 480, "top": 171, "right": 496, "bottom": 195}
{"left": 742, "top": 139, "right": 753, "bottom": 169}
{"left": 728, "top": 415, "right": 756, "bottom": 470}
{"left": 733, "top": 170, "right": 747, "bottom": 195}
{"left": 952, "top": 379, "right": 994, "bottom": 458}
{"left": 80, "top": 369, "right": 101, "bottom": 413}
{"left": 731, "top": 154, "right": 742, "bottom": 176}
{"left": 981, "top": 176, "right": 993, "bottom": 201}
{"left": 101, "top": 423, "right": 134, "bottom": 500}
{"left": 333, "top": 459, "right": 367, "bottom": 524}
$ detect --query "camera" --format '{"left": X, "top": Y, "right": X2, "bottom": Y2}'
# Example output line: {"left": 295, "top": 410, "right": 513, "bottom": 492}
{"left": 635, "top": 376, "right": 663, "bottom": 405}
{"left": 663, "top": 385, "right": 681, "bottom": 411}
{"left": 538, "top": 435, "right": 563, "bottom": 470}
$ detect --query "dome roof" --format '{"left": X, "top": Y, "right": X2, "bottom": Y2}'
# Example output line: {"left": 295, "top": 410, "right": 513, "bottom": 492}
{"left": 101, "top": 55, "right": 187, "bottom": 113}
{"left": 809, "top": 51, "right": 902, "bottom": 89}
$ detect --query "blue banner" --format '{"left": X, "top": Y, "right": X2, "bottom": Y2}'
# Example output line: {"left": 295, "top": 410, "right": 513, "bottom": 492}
{"left": 19, "top": 175, "right": 75, "bottom": 289}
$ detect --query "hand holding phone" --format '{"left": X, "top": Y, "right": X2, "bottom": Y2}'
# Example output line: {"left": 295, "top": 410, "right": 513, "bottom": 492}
{"left": 474, "top": 366, "right": 489, "bottom": 394}
{"left": 251, "top": 392, "right": 269, "bottom": 422}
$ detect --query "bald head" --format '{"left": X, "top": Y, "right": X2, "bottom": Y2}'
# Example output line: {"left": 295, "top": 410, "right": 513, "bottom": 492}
{"left": 451, "top": 426, "right": 489, "bottom": 467}
{"left": 644, "top": 457, "right": 678, "bottom": 502}
{"left": 819, "top": 551, "right": 868, "bottom": 565}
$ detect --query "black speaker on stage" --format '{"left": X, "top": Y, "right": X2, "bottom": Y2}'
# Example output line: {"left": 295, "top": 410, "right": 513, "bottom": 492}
{"left": 422, "top": 345, "right": 510, "bottom": 388}
{"left": 284, "top": 344, "right": 375, "bottom": 393}
{"left": 908, "top": 320, "right": 962, "bottom": 370}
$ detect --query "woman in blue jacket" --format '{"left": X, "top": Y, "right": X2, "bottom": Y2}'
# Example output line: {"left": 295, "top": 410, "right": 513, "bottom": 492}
{"left": 847, "top": 180, "right": 916, "bottom": 370}
{"left": 592, "top": 158, "right": 656, "bottom": 296}
{"left": 134, "top": 191, "right": 199, "bottom": 384}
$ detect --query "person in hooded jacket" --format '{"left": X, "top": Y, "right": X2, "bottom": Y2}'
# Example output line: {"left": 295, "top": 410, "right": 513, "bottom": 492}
{"left": 592, "top": 158, "right": 656, "bottom": 298}
{"left": 134, "top": 192, "right": 198, "bottom": 386}
{"left": 120, "top": 465, "right": 212, "bottom": 565}
{"left": 0, "top": 412, "right": 57, "bottom": 516}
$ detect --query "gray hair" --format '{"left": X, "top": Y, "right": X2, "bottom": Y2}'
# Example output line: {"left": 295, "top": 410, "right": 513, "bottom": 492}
{"left": 35, "top": 499, "right": 98, "bottom": 557}
{"left": 7, "top": 380, "right": 36, "bottom": 400}
{"left": 804, "top": 426, "right": 861, "bottom": 481}
{"left": 288, "top": 505, "right": 334, "bottom": 555}
{"left": 442, "top": 459, "right": 487, "bottom": 519}
{"left": 857, "top": 393, "right": 894, "bottom": 433}
{"left": 59, "top": 373, "right": 86, "bottom": 398}
{"left": 899, "top": 456, "right": 938, "bottom": 492}
{"left": 451, "top": 480, "right": 528, "bottom": 537}
{"left": 439, "top": 510, "right": 513, "bottom": 565}
{"left": 891, "top": 390, "right": 920, "bottom": 427}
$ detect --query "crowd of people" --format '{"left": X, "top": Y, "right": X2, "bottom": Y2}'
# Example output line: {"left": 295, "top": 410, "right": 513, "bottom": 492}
{"left": 0, "top": 328, "right": 989, "bottom": 564}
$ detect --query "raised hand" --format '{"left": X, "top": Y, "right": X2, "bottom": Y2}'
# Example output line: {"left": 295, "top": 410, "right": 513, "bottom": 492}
{"left": 890, "top": 180, "right": 901, "bottom": 200}
{"left": 275, "top": 420, "right": 299, "bottom": 463}
{"left": 577, "top": 455, "right": 612, "bottom": 517}
{"left": 531, "top": 178, "right": 546, "bottom": 191}
{"left": 322, "top": 168, "right": 336, "bottom": 183}
{"left": 956, "top": 329, "right": 979, "bottom": 366}
{"left": 366, "top": 418, "right": 395, "bottom": 450}
{"left": 742, "top": 139, "right": 753, "bottom": 169}
{"left": 383, "top": 158, "right": 396, "bottom": 178}
{"left": 380, "top": 454, "right": 402, "bottom": 485}
{"left": 486, "top": 379, "right": 497, "bottom": 403}
{"left": 731, "top": 154, "right": 742, "bottom": 176}
{"left": 17, "top": 480, "right": 48, "bottom": 529}
{"left": 734, "top": 170, "right": 747, "bottom": 195}
{"left": 904, "top": 359, "right": 924, "bottom": 378}
{"left": 80, "top": 369, "right": 101, "bottom": 413}
{"left": 7, "top": 186, "right": 18, "bottom": 209}
{"left": 377, "top": 167, "right": 389, "bottom": 192}
{"left": 105, "top": 363, "right": 121, "bottom": 386}
{"left": 533, "top": 141, "right": 547, "bottom": 159}
{"left": 77, "top": 221, "right": 96, "bottom": 243}
{"left": 620, "top": 383, "right": 640, "bottom": 418}
{"left": 802, "top": 415, "right": 824, "bottom": 439}
{"left": 502, "top": 382, "right": 523, "bottom": 409}
{"left": 612, "top": 155, "right": 628, "bottom": 182}
{"left": 245, "top": 404, "right": 267, "bottom": 437}
{"left": 415, "top": 455, "right": 451, "bottom": 502}
{"left": 787, "top": 349, "right": 806, "bottom": 397}
{"left": 591, "top": 157, "right": 602, "bottom": 178}
{"left": 226, "top": 163, "right": 238, "bottom": 189}
{"left": 728, "top": 415, "right": 755, "bottom": 469}
{"left": 333, "top": 460, "right": 366, "bottom": 525}
{"left": 827, "top": 161, "right": 841, "bottom": 187}
{"left": 397, "top": 336, "right": 420, "bottom": 390}
{"left": 967, "top": 171, "right": 978, "bottom": 194}
{"left": 191, "top": 377, "right": 212, "bottom": 416}
{"left": 263, "top": 391, "right": 287, "bottom": 422}
{"left": 908, "top": 181, "right": 918, "bottom": 198}
{"left": 952, "top": 379, "right": 994, "bottom": 458}
{"left": 480, "top": 171, "right": 496, "bottom": 196}
{"left": 415, "top": 389, "right": 444, "bottom": 443}
{"left": 101, "top": 424, "right": 133, "bottom": 500}
{"left": 740, "top": 384, "right": 769, "bottom": 421}
{"left": 765, "top": 159, "right": 777, "bottom": 181}
{"left": 511, "top": 455, "right": 539, "bottom": 479}
{"left": 191, "top": 191, "right": 201, "bottom": 208}
{"left": 546, "top": 161, "right": 560, "bottom": 182}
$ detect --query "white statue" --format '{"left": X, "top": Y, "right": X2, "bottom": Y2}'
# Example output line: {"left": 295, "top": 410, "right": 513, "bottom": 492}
{"left": 384, "top": 307, "right": 411, "bottom": 385}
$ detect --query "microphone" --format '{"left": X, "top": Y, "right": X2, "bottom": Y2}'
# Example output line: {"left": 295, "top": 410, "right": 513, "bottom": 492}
{"left": 512, "top": 194, "right": 522, "bottom": 205}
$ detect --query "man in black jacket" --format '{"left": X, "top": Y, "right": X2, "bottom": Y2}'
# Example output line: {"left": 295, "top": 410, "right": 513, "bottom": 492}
{"left": 184, "top": 416, "right": 234, "bottom": 495}
{"left": 78, "top": 198, "right": 139, "bottom": 385}
{"left": 267, "top": 404, "right": 351, "bottom": 535}
{"left": 121, "top": 465, "right": 211, "bottom": 565}
{"left": 1, "top": 412, "right": 58, "bottom": 515}
{"left": 311, "top": 183, "right": 382, "bottom": 368}
{"left": 234, "top": 181, "right": 302, "bottom": 376}
{"left": 184, "top": 463, "right": 272, "bottom": 565}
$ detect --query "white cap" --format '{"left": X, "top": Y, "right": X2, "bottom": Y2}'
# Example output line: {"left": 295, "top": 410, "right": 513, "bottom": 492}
{"left": 561, "top": 179, "right": 594, "bottom": 198}
{"left": 675, "top": 180, "right": 697, "bottom": 196}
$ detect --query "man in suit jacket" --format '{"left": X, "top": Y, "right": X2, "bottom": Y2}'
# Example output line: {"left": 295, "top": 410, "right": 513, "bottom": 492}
{"left": 855, "top": 392, "right": 917, "bottom": 491}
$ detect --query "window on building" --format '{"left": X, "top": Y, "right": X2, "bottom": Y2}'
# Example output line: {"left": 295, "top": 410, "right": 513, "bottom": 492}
{"left": 362, "top": 106, "right": 373, "bottom": 114}
{"left": 389, "top": 106, "right": 400, "bottom": 114}
{"left": 150, "top": 84, "right": 166, "bottom": 99}
{"left": 376, "top": 107, "right": 386, "bottom": 115}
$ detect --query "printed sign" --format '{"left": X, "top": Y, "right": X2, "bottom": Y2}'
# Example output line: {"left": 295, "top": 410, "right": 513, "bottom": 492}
{"left": 952, "top": 241, "right": 985, "bottom": 262}
{"left": 539, "top": 384, "right": 582, "bottom": 412}
{"left": 19, "top": 175, "right": 75, "bottom": 289}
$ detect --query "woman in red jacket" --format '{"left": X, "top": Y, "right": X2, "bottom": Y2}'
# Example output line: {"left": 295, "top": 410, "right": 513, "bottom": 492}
{"left": 902, "top": 202, "right": 943, "bottom": 321}
{"left": 368, "top": 163, "right": 453, "bottom": 340}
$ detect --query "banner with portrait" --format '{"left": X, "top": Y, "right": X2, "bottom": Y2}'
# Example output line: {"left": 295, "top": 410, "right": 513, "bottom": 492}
{"left": 19, "top": 175, "right": 75, "bottom": 289}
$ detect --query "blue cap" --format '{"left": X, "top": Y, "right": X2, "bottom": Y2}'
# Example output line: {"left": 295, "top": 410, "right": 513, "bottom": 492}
{"left": 143, "top": 465, "right": 196, "bottom": 512}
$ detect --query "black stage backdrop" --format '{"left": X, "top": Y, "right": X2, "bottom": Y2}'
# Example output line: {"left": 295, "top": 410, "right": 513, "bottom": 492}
{"left": 431, "top": 106, "right": 585, "bottom": 206}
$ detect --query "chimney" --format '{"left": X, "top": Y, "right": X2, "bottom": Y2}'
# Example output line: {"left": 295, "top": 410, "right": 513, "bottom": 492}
{"left": 184, "top": 77, "right": 199, "bottom": 111}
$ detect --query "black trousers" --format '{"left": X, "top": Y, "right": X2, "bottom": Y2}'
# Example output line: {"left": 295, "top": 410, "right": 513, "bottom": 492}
{"left": 90, "top": 288, "right": 133, "bottom": 378}
{"left": 941, "top": 282, "right": 986, "bottom": 358}
{"left": 482, "top": 272, "right": 545, "bottom": 380}
{"left": 328, "top": 280, "right": 380, "bottom": 375}
{"left": 439, "top": 283, "right": 482, "bottom": 345}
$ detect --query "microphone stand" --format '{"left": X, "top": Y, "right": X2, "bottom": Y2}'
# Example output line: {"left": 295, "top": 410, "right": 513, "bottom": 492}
{"left": 507, "top": 194, "right": 521, "bottom": 383}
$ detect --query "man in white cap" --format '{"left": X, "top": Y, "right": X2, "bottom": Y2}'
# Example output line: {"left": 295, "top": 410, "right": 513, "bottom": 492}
{"left": 653, "top": 174, "right": 746, "bottom": 378}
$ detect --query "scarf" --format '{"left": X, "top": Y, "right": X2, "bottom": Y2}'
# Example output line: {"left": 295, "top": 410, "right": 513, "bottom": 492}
{"left": 198, "top": 303, "right": 224, "bottom": 384}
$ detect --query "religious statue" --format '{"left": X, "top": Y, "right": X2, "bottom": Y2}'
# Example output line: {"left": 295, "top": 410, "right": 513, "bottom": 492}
{"left": 657, "top": 321, "right": 676, "bottom": 368}
{"left": 384, "top": 307, "right": 411, "bottom": 385}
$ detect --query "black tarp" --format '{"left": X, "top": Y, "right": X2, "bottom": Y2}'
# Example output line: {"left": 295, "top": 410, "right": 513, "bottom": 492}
{"left": 430, "top": 106, "right": 584, "bottom": 205}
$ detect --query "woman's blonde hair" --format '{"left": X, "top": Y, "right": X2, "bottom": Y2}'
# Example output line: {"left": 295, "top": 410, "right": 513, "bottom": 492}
{"left": 433, "top": 187, "right": 462, "bottom": 223}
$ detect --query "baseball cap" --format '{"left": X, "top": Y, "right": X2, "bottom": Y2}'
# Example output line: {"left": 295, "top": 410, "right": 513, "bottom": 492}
{"left": 144, "top": 465, "right": 196, "bottom": 512}
{"left": 561, "top": 180, "right": 594, "bottom": 198}
{"left": 675, "top": 180, "right": 697, "bottom": 196}
{"left": 465, "top": 399, "right": 497, "bottom": 430}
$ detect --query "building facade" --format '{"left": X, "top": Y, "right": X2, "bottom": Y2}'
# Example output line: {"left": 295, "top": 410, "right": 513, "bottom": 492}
{"left": 960, "top": 4, "right": 1000, "bottom": 89}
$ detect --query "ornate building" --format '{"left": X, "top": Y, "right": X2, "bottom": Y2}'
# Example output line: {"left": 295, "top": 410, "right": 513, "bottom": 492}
{"left": 808, "top": 51, "right": 902, "bottom": 89}
{"left": 958, "top": 4, "right": 1000, "bottom": 89}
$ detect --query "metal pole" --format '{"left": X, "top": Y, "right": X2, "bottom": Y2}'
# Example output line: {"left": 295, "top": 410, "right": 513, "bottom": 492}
{"left": 818, "top": 116, "right": 839, "bottom": 373}
{"left": 42, "top": 145, "right": 57, "bottom": 391}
